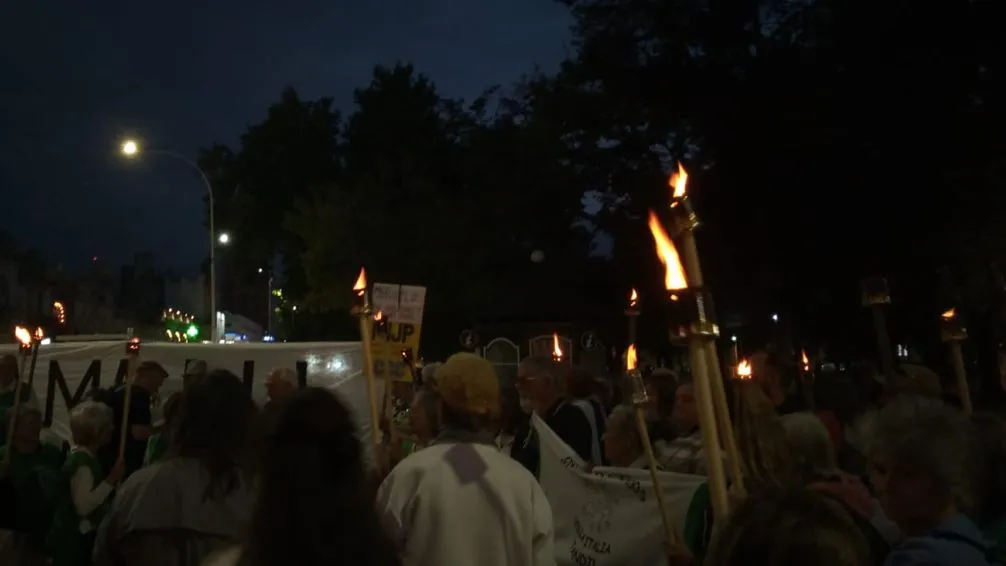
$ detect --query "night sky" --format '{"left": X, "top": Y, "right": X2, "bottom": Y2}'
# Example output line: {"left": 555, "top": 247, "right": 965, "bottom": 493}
{"left": 0, "top": 1, "right": 571, "bottom": 274}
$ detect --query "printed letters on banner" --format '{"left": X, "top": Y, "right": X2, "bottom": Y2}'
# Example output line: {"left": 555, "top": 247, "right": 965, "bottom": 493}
{"left": 370, "top": 282, "right": 427, "bottom": 381}
{"left": 533, "top": 415, "right": 705, "bottom": 566}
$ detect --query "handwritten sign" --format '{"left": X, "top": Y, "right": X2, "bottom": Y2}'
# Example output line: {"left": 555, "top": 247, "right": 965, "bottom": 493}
{"left": 535, "top": 415, "right": 704, "bottom": 566}
{"left": 371, "top": 283, "right": 427, "bottom": 380}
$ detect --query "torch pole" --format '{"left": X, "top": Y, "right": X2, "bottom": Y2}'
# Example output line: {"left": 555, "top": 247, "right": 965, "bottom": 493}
{"left": 26, "top": 336, "right": 42, "bottom": 392}
{"left": 3, "top": 336, "right": 31, "bottom": 465}
{"left": 118, "top": 339, "right": 141, "bottom": 461}
{"left": 940, "top": 310, "right": 972, "bottom": 415}
{"left": 673, "top": 214, "right": 743, "bottom": 510}
{"left": 355, "top": 299, "right": 384, "bottom": 474}
{"left": 625, "top": 355, "right": 680, "bottom": 548}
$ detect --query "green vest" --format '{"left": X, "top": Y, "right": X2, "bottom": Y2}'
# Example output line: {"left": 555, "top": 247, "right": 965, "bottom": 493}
{"left": 47, "top": 449, "right": 112, "bottom": 557}
{"left": 0, "top": 442, "right": 64, "bottom": 489}
{"left": 683, "top": 483, "right": 712, "bottom": 565}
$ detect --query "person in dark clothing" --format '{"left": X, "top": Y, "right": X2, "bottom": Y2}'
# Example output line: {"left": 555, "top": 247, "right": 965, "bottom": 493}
{"left": 511, "top": 356, "right": 598, "bottom": 475}
{"left": 564, "top": 367, "right": 607, "bottom": 463}
{"left": 96, "top": 361, "right": 168, "bottom": 478}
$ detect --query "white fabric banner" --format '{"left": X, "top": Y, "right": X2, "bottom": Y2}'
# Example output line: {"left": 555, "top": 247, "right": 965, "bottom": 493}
{"left": 533, "top": 415, "right": 705, "bottom": 566}
{"left": 0, "top": 341, "right": 375, "bottom": 460}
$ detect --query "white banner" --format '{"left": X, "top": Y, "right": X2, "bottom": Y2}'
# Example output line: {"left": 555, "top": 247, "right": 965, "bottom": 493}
{"left": 533, "top": 415, "right": 705, "bottom": 566}
{"left": 0, "top": 341, "right": 376, "bottom": 461}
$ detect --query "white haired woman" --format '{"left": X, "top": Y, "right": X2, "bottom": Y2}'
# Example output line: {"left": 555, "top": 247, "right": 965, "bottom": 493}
{"left": 602, "top": 405, "right": 663, "bottom": 469}
{"left": 47, "top": 401, "right": 124, "bottom": 566}
{"left": 781, "top": 412, "right": 898, "bottom": 562}
{"left": 871, "top": 395, "right": 996, "bottom": 566}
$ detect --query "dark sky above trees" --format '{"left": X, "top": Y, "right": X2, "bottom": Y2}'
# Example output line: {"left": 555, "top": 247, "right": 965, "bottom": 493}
{"left": 0, "top": 0, "right": 571, "bottom": 270}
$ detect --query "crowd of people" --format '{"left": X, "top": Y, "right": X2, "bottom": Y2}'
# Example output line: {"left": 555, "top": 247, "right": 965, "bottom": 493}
{"left": 0, "top": 346, "right": 1004, "bottom": 566}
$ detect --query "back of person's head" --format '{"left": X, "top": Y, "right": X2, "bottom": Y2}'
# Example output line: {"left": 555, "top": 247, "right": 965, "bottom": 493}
{"left": 781, "top": 412, "right": 838, "bottom": 483}
{"left": 171, "top": 369, "right": 257, "bottom": 500}
{"left": 433, "top": 352, "right": 500, "bottom": 433}
{"left": 706, "top": 489, "right": 873, "bottom": 566}
{"left": 734, "top": 381, "right": 799, "bottom": 491}
{"left": 69, "top": 401, "right": 113, "bottom": 448}
{"left": 565, "top": 367, "right": 596, "bottom": 399}
{"left": 243, "top": 387, "right": 399, "bottom": 566}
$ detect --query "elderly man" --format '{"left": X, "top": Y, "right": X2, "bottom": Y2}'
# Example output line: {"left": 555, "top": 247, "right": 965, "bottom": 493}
{"left": 264, "top": 368, "right": 297, "bottom": 404}
{"left": 872, "top": 396, "right": 996, "bottom": 566}
{"left": 377, "top": 352, "right": 555, "bottom": 566}
{"left": 97, "top": 361, "right": 168, "bottom": 479}
{"left": 0, "top": 354, "right": 39, "bottom": 442}
{"left": 511, "top": 356, "right": 599, "bottom": 474}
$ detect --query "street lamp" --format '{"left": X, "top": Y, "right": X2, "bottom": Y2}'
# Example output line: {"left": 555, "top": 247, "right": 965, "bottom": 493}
{"left": 119, "top": 138, "right": 220, "bottom": 340}
{"left": 218, "top": 232, "right": 231, "bottom": 245}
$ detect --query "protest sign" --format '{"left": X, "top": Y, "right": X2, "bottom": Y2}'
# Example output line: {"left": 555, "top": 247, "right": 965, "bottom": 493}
{"left": 0, "top": 341, "right": 376, "bottom": 461}
{"left": 534, "top": 415, "right": 705, "bottom": 566}
{"left": 371, "top": 283, "right": 426, "bottom": 380}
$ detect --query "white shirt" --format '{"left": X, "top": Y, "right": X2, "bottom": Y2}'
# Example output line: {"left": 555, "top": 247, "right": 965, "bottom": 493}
{"left": 68, "top": 447, "right": 114, "bottom": 533}
{"left": 377, "top": 440, "right": 556, "bottom": 566}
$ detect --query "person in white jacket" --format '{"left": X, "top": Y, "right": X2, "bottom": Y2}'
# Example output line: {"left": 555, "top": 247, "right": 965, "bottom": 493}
{"left": 376, "top": 352, "right": 557, "bottom": 566}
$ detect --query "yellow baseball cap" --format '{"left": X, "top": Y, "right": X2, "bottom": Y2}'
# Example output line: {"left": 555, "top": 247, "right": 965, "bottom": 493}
{"left": 432, "top": 352, "right": 500, "bottom": 417}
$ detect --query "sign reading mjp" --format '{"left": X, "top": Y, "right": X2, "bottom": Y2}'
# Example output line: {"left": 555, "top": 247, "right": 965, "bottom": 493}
{"left": 371, "top": 282, "right": 427, "bottom": 381}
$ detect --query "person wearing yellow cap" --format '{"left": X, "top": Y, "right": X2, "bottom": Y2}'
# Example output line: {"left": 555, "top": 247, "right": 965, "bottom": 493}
{"left": 375, "top": 352, "right": 556, "bottom": 566}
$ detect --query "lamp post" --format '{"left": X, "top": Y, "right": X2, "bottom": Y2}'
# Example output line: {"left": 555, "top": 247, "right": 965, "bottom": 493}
{"left": 121, "top": 139, "right": 221, "bottom": 340}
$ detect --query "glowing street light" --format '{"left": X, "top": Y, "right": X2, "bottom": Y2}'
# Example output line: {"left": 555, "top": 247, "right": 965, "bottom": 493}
{"left": 771, "top": 313, "right": 779, "bottom": 323}
{"left": 218, "top": 232, "right": 231, "bottom": 245}
{"left": 121, "top": 139, "right": 139, "bottom": 157}
{"left": 118, "top": 137, "right": 220, "bottom": 340}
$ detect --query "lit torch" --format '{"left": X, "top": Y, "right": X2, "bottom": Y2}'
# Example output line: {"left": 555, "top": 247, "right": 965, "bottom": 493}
{"left": 736, "top": 359, "right": 753, "bottom": 380}
{"left": 939, "top": 308, "right": 972, "bottom": 414}
{"left": 626, "top": 287, "right": 640, "bottom": 348}
{"left": 551, "top": 332, "right": 564, "bottom": 364}
{"left": 25, "top": 327, "right": 45, "bottom": 395}
{"left": 799, "top": 349, "right": 816, "bottom": 410}
{"left": 351, "top": 267, "right": 385, "bottom": 472}
{"left": 3, "top": 327, "right": 33, "bottom": 464}
{"left": 118, "top": 336, "right": 142, "bottom": 460}
{"left": 624, "top": 342, "right": 680, "bottom": 547}
{"left": 648, "top": 208, "right": 735, "bottom": 519}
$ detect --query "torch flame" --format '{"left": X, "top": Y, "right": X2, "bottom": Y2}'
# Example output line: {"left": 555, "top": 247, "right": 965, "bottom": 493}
{"left": 626, "top": 344, "right": 637, "bottom": 371}
{"left": 736, "top": 359, "right": 753, "bottom": 380}
{"left": 35, "top": 327, "right": 44, "bottom": 340}
{"left": 352, "top": 267, "right": 367, "bottom": 297}
{"left": 629, "top": 288, "right": 638, "bottom": 308}
{"left": 801, "top": 350, "right": 810, "bottom": 373}
{"left": 941, "top": 308, "right": 956, "bottom": 320}
{"left": 669, "top": 163, "right": 689, "bottom": 199}
{"left": 373, "top": 310, "right": 384, "bottom": 321}
{"left": 552, "top": 333, "right": 563, "bottom": 360}
{"left": 13, "top": 326, "right": 31, "bottom": 346}
{"left": 647, "top": 210, "right": 688, "bottom": 291}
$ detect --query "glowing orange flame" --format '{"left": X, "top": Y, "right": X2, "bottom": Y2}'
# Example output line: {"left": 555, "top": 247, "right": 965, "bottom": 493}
{"left": 34, "top": 328, "right": 44, "bottom": 340}
{"left": 647, "top": 210, "right": 688, "bottom": 291}
{"left": 352, "top": 267, "right": 367, "bottom": 297}
{"left": 53, "top": 301, "right": 66, "bottom": 325}
{"left": 801, "top": 350, "right": 810, "bottom": 373}
{"left": 629, "top": 288, "right": 638, "bottom": 308}
{"left": 736, "top": 359, "right": 753, "bottom": 380}
{"left": 373, "top": 310, "right": 384, "bottom": 321}
{"left": 552, "top": 333, "right": 563, "bottom": 360}
{"left": 669, "top": 163, "right": 689, "bottom": 200}
{"left": 941, "top": 308, "right": 956, "bottom": 320}
{"left": 13, "top": 326, "right": 31, "bottom": 346}
{"left": 626, "top": 343, "right": 637, "bottom": 371}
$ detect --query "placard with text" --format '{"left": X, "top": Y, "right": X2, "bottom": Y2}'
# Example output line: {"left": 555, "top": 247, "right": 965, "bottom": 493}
{"left": 371, "top": 282, "right": 427, "bottom": 380}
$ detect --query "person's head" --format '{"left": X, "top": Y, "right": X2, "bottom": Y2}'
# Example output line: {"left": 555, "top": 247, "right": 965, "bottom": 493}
{"left": 643, "top": 368, "right": 678, "bottom": 419}
{"left": 969, "top": 412, "right": 1006, "bottom": 523}
{"left": 869, "top": 395, "right": 971, "bottom": 535}
{"left": 69, "top": 400, "right": 114, "bottom": 450}
{"left": 781, "top": 412, "right": 838, "bottom": 484}
{"left": 432, "top": 352, "right": 500, "bottom": 433}
{"left": 0, "top": 354, "right": 18, "bottom": 388}
{"left": 409, "top": 388, "right": 440, "bottom": 445}
{"left": 734, "top": 381, "right": 799, "bottom": 491}
{"left": 244, "top": 387, "right": 400, "bottom": 566}
{"left": 602, "top": 405, "right": 643, "bottom": 467}
{"left": 182, "top": 359, "right": 207, "bottom": 390}
{"left": 9, "top": 406, "right": 42, "bottom": 452}
{"left": 516, "top": 356, "right": 559, "bottom": 414}
{"left": 171, "top": 369, "right": 258, "bottom": 500}
{"left": 706, "top": 488, "right": 873, "bottom": 566}
{"left": 265, "top": 367, "right": 297, "bottom": 401}
{"left": 672, "top": 381, "right": 698, "bottom": 432}
{"left": 134, "top": 361, "right": 168, "bottom": 393}
{"left": 565, "top": 367, "right": 596, "bottom": 400}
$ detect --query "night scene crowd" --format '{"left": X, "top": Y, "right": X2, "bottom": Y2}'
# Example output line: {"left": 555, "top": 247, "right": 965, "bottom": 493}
{"left": 1, "top": 343, "right": 1005, "bottom": 566}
